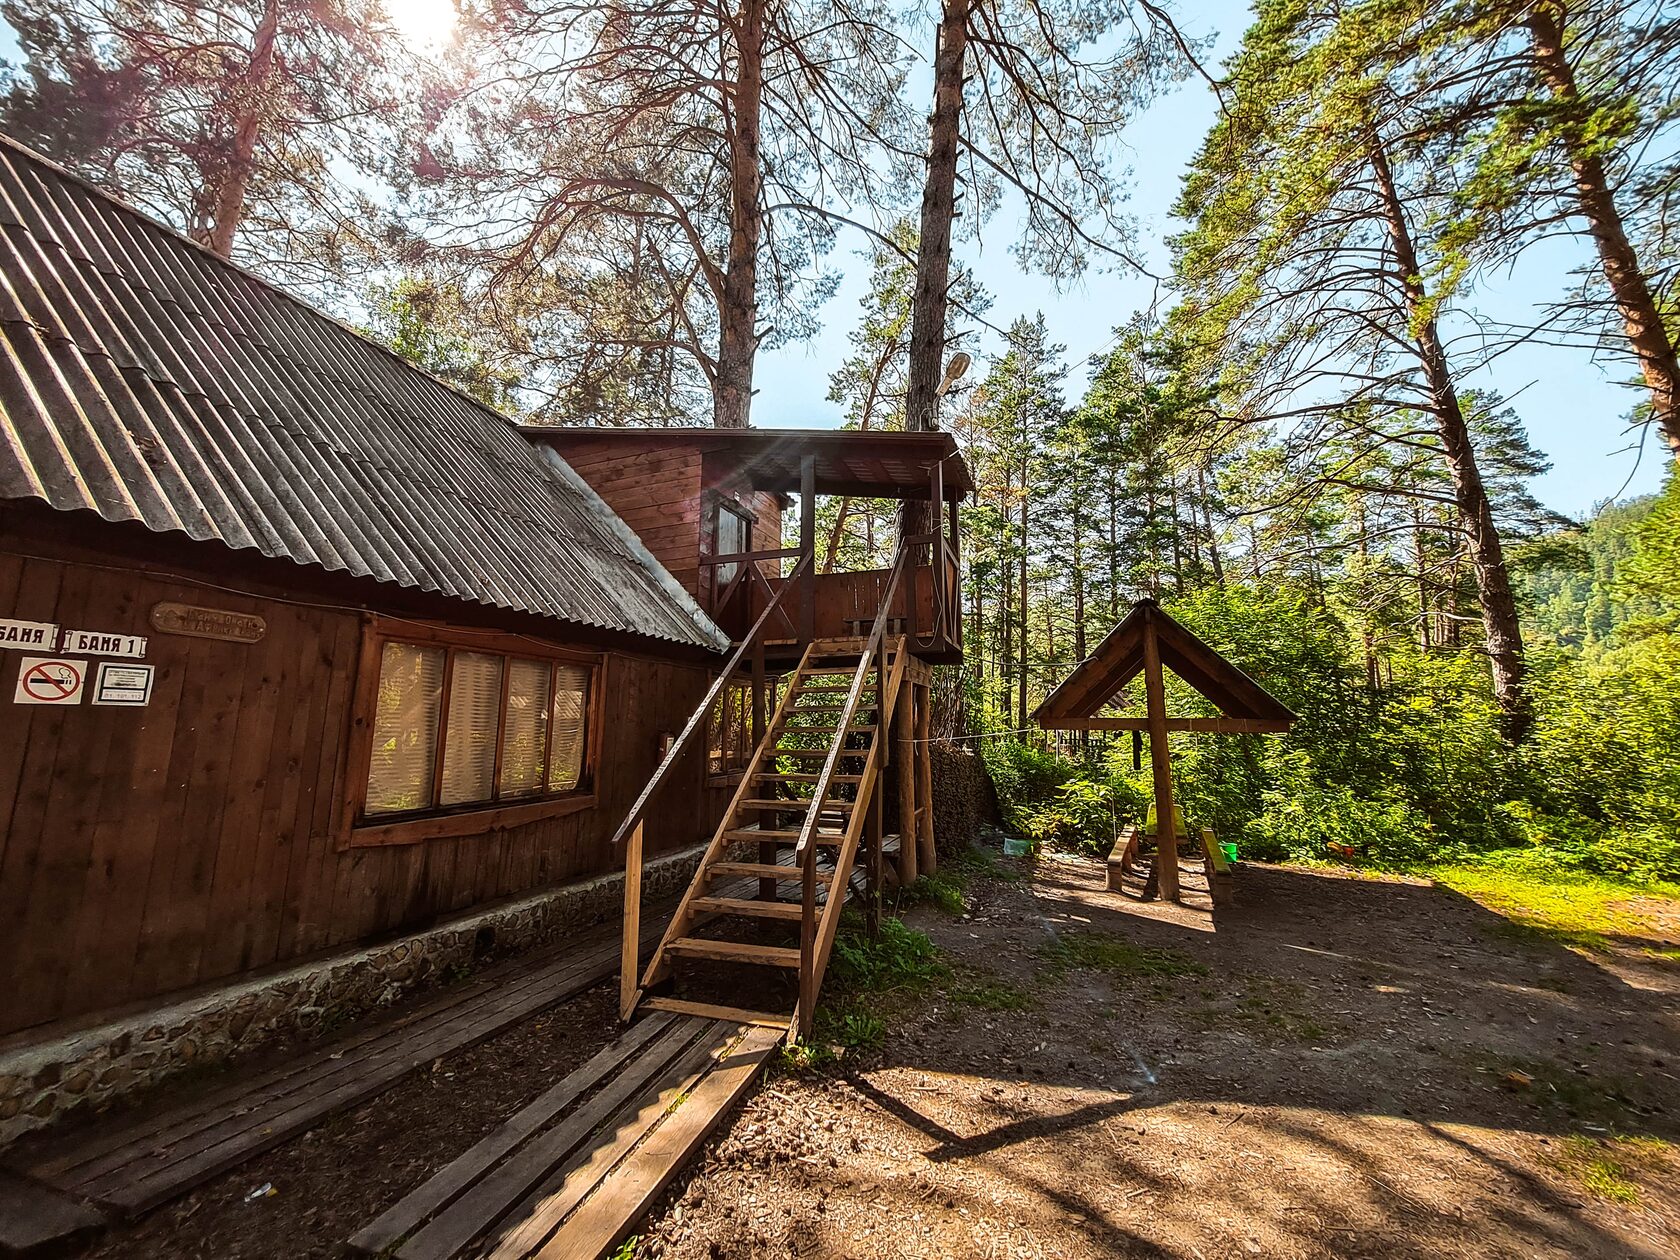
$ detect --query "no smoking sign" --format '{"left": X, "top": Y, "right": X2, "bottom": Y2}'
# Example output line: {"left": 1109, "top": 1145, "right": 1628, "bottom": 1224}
{"left": 14, "top": 656, "right": 87, "bottom": 705}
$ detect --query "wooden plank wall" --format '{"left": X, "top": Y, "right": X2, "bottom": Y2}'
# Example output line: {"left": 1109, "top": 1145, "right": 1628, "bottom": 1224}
{"left": 557, "top": 443, "right": 704, "bottom": 597}
{"left": 0, "top": 544, "right": 723, "bottom": 1039}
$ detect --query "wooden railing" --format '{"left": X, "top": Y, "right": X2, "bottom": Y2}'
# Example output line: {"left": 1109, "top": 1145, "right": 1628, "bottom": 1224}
{"left": 608, "top": 552, "right": 813, "bottom": 853}
{"left": 793, "top": 542, "right": 911, "bottom": 1029}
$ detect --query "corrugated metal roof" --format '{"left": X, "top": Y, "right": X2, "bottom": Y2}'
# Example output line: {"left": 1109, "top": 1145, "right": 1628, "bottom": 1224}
{"left": 0, "top": 136, "right": 727, "bottom": 653}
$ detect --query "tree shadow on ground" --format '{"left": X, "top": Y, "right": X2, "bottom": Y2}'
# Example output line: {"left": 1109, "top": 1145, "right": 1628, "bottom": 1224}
{"left": 801, "top": 854, "right": 1680, "bottom": 1258}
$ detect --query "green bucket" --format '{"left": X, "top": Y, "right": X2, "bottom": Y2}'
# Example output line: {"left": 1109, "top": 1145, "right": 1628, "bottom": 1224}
{"left": 1219, "top": 842, "right": 1239, "bottom": 864}
{"left": 1002, "top": 836, "right": 1034, "bottom": 858}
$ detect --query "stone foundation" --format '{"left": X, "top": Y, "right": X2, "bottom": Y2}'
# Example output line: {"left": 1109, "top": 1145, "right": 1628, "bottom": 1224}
{"left": 0, "top": 843, "right": 704, "bottom": 1148}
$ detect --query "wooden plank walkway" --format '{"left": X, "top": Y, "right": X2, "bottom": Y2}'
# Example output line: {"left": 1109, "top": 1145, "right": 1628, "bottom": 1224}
{"left": 347, "top": 1014, "right": 780, "bottom": 1260}
{"left": 0, "top": 1169, "right": 104, "bottom": 1256}
{"left": 1, "top": 909, "right": 676, "bottom": 1249}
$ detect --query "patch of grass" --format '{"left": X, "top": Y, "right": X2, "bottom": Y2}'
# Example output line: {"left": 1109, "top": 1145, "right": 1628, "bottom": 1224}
{"left": 1475, "top": 1054, "right": 1657, "bottom": 1128}
{"left": 945, "top": 974, "right": 1036, "bottom": 1012}
{"left": 1236, "top": 991, "right": 1329, "bottom": 1042}
{"left": 1188, "top": 980, "right": 1333, "bottom": 1042}
{"left": 1429, "top": 861, "right": 1679, "bottom": 957}
{"left": 779, "top": 915, "right": 940, "bottom": 1074}
{"left": 898, "top": 870, "right": 966, "bottom": 916}
{"left": 820, "top": 1001, "right": 886, "bottom": 1051}
{"left": 830, "top": 914, "right": 946, "bottom": 992}
{"left": 1039, "top": 931, "right": 1207, "bottom": 982}
{"left": 952, "top": 844, "right": 1028, "bottom": 883}
{"left": 608, "top": 1238, "right": 639, "bottom": 1260}
{"left": 1549, "top": 1134, "right": 1674, "bottom": 1205}
{"left": 780, "top": 999, "right": 886, "bottom": 1072}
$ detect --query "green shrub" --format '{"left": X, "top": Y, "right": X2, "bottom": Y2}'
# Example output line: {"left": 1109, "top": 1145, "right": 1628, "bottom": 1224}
{"left": 829, "top": 915, "right": 945, "bottom": 991}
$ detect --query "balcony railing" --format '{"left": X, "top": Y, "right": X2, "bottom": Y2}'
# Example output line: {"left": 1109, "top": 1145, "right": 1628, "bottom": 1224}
{"left": 702, "top": 532, "right": 961, "bottom": 662}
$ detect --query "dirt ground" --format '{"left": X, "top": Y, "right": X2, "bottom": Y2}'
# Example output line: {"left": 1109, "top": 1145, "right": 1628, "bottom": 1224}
{"left": 59, "top": 848, "right": 1680, "bottom": 1259}
{"left": 635, "top": 851, "right": 1680, "bottom": 1260}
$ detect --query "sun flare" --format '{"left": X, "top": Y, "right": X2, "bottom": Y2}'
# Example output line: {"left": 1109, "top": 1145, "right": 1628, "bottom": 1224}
{"left": 388, "top": 0, "right": 457, "bottom": 53}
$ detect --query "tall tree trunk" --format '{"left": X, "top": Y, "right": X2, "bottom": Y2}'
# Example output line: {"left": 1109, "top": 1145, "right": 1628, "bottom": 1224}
{"left": 998, "top": 479, "right": 1013, "bottom": 723}
{"left": 1018, "top": 474, "right": 1030, "bottom": 731}
{"left": 1197, "top": 464, "right": 1225, "bottom": 585}
{"left": 1072, "top": 495, "right": 1089, "bottom": 755}
{"left": 1071, "top": 496, "right": 1088, "bottom": 663}
{"left": 190, "top": 0, "right": 281, "bottom": 257}
{"left": 1106, "top": 468, "right": 1121, "bottom": 619}
{"left": 1413, "top": 507, "right": 1432, "bottom": 651}
{"left": 1528, "top": 2, "right": 1680, "bottom": 460}
{"left": 906, "top": 0, "right": 971, "bottom": 433}
{"left": 1355, "top": 492, "right": 1378, "bottom": 690}
{"left": 899, "top": 0, "right": 971, "bottom": 552}
{"left": 1370, "top": 136, "right": 1529, "bottom": 737}
{"left": 1168, "top": 476, "right": 1185, "bottom": 594}
{"left": 713, "top": 0, "right": 766, "bottom": 429}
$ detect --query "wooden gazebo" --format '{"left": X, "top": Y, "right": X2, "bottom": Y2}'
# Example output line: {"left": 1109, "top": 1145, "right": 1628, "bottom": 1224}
{"left": 1033, "top": 599, "right": 1295, "bottom": 903}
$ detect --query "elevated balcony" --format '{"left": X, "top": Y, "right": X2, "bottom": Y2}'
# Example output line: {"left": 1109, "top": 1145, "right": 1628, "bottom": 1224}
{"left": 695, "top": 429, "right": 968, "bottom": 665}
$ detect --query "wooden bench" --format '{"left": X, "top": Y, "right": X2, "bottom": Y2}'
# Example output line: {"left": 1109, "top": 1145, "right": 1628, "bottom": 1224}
{"left": 1201, "top": 828, "right": 1234, "bottom": 907}
{"left": 1108, "top": 823, "right": 1234, "bottom": 907}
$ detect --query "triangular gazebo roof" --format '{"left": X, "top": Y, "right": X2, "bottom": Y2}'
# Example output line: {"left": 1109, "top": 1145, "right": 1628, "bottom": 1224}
{"left": 1034, "top": 599, "right": 1296, "bottom": 733}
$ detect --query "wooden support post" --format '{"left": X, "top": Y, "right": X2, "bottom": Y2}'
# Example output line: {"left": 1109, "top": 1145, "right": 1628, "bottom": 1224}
{"left": 1141, "top": 614, "right": 1181, "bottom": 902}
{"left": 799, "top": 455, "right": 816, "bottom": 643}
{"left": 619, "top": 821, "right": 643, "bottom": 1021}
{"left": 866, "top": 777, "right": 883, "bottom": 936}
{"left": 915, "top": 682, "right": 936, "bottom": 875}
{"left": 798, "top": 851, "right": 817, "bottom": 1041}
{"left": 947, "top": 491, "right": 962, "bottom": 648}
{"left": 895, "top": 678, "right": 918, "bottom": 886}
{"left": 752, "top": 651, "right": 777, "bottom": 903}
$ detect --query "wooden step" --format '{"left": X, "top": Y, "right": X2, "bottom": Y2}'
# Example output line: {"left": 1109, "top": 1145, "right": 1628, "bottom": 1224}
{"left": 641, "top": 997, "right": 791, "bottom": 1029}
{"left": 774, "top": 747, "right": 871, "bottom": 758}
{"left": 722, "top": 828, "right": 844, "bottom": 844}
{"left": 664, "top": 938, "right": 802, "bottom": 967}
{"left": 755, "top": 772, "right": 863, "bottom": 784}
{"left": 738, "top": 798, "right": 854, "bottom": 812}
{"left": 787, "top": 703, "right": 867, "bottom": 713}
{"left": 689, "top": 896, "right": 806, "bottom": 921}
{"left": 708, "top": 862, "right": 834, "bottom": 881}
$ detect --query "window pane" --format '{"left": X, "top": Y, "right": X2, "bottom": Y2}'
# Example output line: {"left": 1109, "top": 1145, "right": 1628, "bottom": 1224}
{"left": 499, "top": 658, "right": 552, "bottom": 798}
{"left": 440, "top": 651, "right": 503, "bottom": 806}
{"left": 548, "top": 664, "right": 590, "bottom": 792}
{"left": 715, "top": 506, "right": 749, "bottom": 586}
{"left": 366, "top": 642, "right": 444, "bottom": 815}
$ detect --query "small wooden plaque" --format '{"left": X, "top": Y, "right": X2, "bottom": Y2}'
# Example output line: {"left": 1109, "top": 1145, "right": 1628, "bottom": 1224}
{"left": 149, "top": 602, "right": 266, "bottom": 643}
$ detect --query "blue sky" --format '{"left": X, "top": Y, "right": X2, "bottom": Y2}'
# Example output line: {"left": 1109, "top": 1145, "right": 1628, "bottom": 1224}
{"left": 754, "top": 0, "right": 1668, "bottom": 519}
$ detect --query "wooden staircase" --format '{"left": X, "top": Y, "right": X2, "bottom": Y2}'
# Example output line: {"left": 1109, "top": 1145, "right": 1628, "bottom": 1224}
{"left": 628, "top": 636, "right": 908, "bottom": 1040}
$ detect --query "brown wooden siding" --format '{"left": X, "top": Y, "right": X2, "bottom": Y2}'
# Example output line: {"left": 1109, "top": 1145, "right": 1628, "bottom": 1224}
{"left": 557, "top": 443, "right": 704, "bottom": 596}
{"left": 0, "top": 530, "right": 725, "bottom": 1038}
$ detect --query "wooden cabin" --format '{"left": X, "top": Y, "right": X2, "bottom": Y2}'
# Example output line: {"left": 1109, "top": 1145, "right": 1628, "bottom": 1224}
{"left": 0, "top": 135, "right": 971, "bottom": 1062}
{"left": 0, "top": 137, "right": 747, "bottom": 1044}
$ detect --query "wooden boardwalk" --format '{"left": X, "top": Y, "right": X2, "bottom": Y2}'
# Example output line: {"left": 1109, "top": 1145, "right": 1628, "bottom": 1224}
{"left": 347, "top": 1014, "right": 779, "bottom": 1260}
{"left": 0, "top": 911, "right": 671, "bottom": 1254}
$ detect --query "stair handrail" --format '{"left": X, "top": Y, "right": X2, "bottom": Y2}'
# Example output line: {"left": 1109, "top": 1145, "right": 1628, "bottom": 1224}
{"left": 609, "top": 551, "right": 813, "bottom": 851}
{"left": 792, "top": 542, "right": 910, "bottom": 865}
